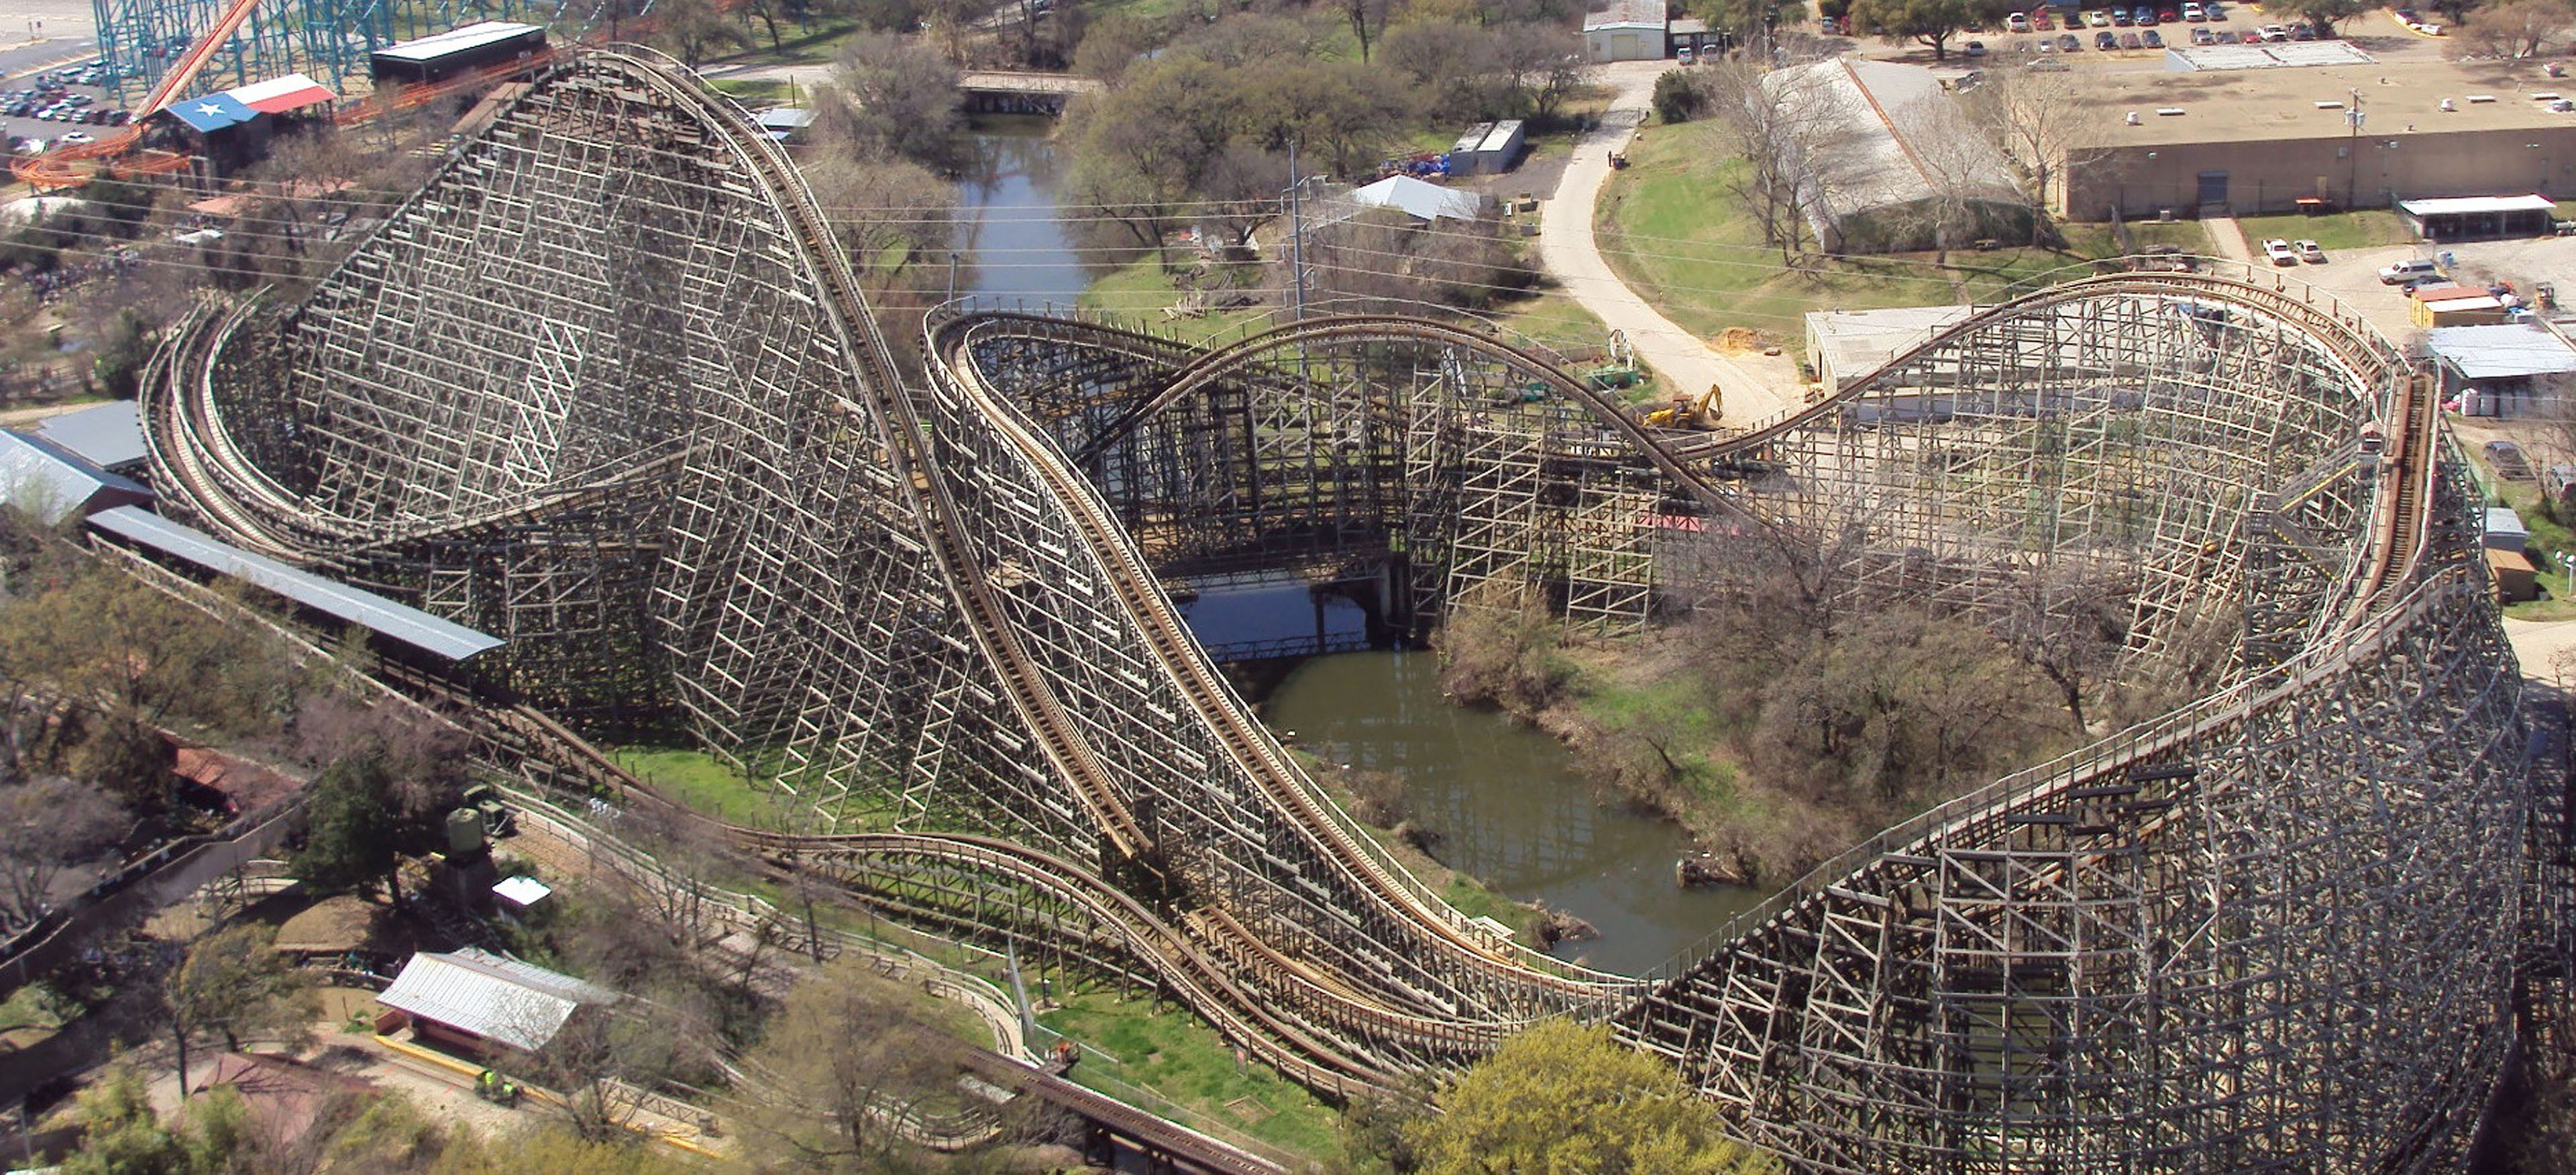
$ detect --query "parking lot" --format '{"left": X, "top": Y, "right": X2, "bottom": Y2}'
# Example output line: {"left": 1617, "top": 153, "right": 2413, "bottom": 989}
{"left": 1958, "top": 3, "right": 2451, "bottom": 66}
{"left": 0, "top": 58, "right": 139, "bottom": 156}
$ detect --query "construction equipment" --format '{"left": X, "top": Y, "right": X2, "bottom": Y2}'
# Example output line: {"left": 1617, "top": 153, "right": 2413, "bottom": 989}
{"left": 1642, "top": 383, "right": 1724, "bottom": 430}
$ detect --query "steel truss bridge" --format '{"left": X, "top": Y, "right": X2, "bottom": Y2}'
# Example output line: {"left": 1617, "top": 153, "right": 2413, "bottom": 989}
{"left": 127, "top": 50, "right": 2563, "bottom": 1170}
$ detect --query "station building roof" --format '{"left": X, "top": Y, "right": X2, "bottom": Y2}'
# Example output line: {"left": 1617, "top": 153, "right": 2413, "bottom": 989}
{"left": 30, "top": 400, "right": 145, "bottom": 471}
{"left": 373, "top": 21, "right": 545, "bottom": 63}
{"left": 84, "top": 506, "right": 504, "bottom": 662}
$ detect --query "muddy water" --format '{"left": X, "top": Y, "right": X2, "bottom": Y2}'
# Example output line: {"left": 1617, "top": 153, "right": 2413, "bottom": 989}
{"left": 1259, "top": 651, "right": 1762, "bottom": 977}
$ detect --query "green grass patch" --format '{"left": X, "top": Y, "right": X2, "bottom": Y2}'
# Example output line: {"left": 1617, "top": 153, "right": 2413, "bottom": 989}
{"left": 1597, "top": 120, "right": 2110, "bottom": 342}
{"left": 703, "top": 18, "right": 867, "bottom": 68}
{"left": 1078, "top": 255, "right": 1276, "bottom": 344}
{"left": 2235, "top": 210, "right": 2413, "bottom": 254}
{"left": 707, "top": 79, "right": 796, "bottom": 102}
{"left": 605, "top": 744, "right": 779, "bottom": 824}
{"left": 1039, "top": 986, "right": 1344, "bottom": 1162}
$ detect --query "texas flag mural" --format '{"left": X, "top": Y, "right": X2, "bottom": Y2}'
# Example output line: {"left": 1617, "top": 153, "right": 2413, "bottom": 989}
{"left": 166, "top": 72, "right": 335, "bottom": 133}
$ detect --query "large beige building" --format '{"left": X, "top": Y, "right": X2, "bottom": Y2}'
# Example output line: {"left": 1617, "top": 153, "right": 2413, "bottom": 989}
{"left": 2053, "top": 58, "right": 2576, "bottom": 221}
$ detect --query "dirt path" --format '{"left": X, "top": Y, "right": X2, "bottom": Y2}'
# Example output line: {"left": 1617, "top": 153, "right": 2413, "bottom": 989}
{"left": 1535, "top": 61, "right": 1792, "bottom": 427}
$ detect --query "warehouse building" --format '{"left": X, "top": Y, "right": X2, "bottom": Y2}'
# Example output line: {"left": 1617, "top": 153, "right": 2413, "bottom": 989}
{"left": 1766, "top": 59, "right": 2030, "bottom": 254}
{"left": 1583, "top": 0, "right": 1668, "bottom": 61}
{"left": 2053, "top": 59, "right": 2576, "bottom": 221}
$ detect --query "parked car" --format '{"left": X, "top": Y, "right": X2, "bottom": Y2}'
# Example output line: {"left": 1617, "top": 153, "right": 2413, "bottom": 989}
{"left": 2295, "top": 239, "right": 2325, "bottom": 262}
{"left": 12, "top": 139, "right": 39, "bottom": 155}
{"left": 2112, "top": 6, "right": 2133, "bottom": 23}
{"left": 2487, "top": 441, "right": 2536, "bottom": 480}
{"left": 2097, "top": 28, "right": 2119, "bottom": 46}
{"left": 2263, "top": 238, "right": 2298, "bottom": 265}
{"left": 56, "top": 131, "right": 89, "bottom": 144}
{"left": 2143, "top": 28, "right": 2164, "bottom": 45}
{"left": 2033, "top": 10, "right": 2055, "bottom": 28}
{"left": 2202, "top": 0, "right": 2223, "bottom": 15}
{"left": 2085, "top": 8, "right": 2111, "bottom": 25}
{"left": 2137, "top": 7, "right": 2158, "bottom": 24}
{"left": 2059, "top": 31, "right": 2082, "bottom": 48}
{"left": 2258, "top": 22, "right": 2288, "bottom": 39}
{"left": 1964, "top": 39, "right": 1988, "bottom": 54}
{"left": 2188, "top": 24, "right": 2213, "bottom": 40}
{"left": 2290, "top": 21, "right": 2316, "bottom": 38}
{"left": 2378, "top": 258, "right": 2439, "bottom": 284}
{"left": 2119, "top": 30, "right": 2142, "bottom": 46}
{"left": 2008, "top": 11, "right": 2033, "bottom": 30}
{"left": 2216, "top": 28, "right": 2239, "bottom": 41}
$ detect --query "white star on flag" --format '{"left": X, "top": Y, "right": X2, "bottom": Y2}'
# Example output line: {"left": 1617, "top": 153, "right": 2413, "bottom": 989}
{"left": 195, "top": 103, "right": 223, "bottom": 116}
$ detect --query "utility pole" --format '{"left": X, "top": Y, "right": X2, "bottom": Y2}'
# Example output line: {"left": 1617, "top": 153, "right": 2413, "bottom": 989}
{"left": 1287, "top": 138, "right": 1309, "bottom": 322}
{"left": 2346, "top": 89, "right": 2364, "bottom": 209}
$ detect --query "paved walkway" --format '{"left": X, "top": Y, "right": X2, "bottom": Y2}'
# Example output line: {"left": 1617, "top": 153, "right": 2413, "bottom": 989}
{"left": 2203, "top": 215, "right": 2255, "bottom": 265}
{"left": 1536, "top": 61, "right": 1791, "bottom": 427}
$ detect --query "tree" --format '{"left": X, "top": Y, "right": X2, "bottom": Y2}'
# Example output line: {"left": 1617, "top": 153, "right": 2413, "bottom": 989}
{"left": 643, "top": 0, "right": 751, "bottom": 69}
{"left": 60, "top": 1067, "right": 188, "bottom": 1175}
{"left": 737, "top": 958, "right": 961, "bottom": 1168}
{"left": 1702, "top": 58, "right": 1828, "bottom": 265}
{"left": 816, "top": 32, "right": 964, "bottom": 169}
{"left": 291, "top": 748, "right": 407, "bottom": 905}
{"left": 1691, "top": 0, "right": 1811, "bottom": 48}
{"left": 0, "top": 776, "right": 121, "bottom": 929}
{"left": 1994, "top": 560, "right": 2132, "bottom": 734}
{"left": 0, "top": 568, "right": 307, "bottom": 807}
{"left": 1960, "top": 64, "right": 2116, "bottom": 234}
{"left": 1341, "top": 0, "right": 1393, "bottom": 60}
{"left": 1405, "top": 1020, "right": 1769, "bottom": 1173}
{"left": 167, "top": 923, "right": 320, "bottom": 1090}
{"left": 2448, "top": 0, "right": 2576, "bottom": 56}
{"left": 1654, "top": 68, "right": 1707, "bottom": 123}
{"left": 2287, "top": 0, "right": 2368, "bottom": 34}
{"left": 1843, "top": 0, "right": 1980, "bottom": 58}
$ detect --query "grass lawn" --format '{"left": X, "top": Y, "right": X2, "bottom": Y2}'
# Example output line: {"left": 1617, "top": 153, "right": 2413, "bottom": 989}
{"left": 2235, "top": 210, "right": 2414, "bottom": 254}
{"left": 702, "top": 19, "right": 866, "bottom": 68}
{"left": 1597, "top": 118, "right": 2116, "bottom": 344}
{"left": 1040, "top": 986, "right": 1344, "bottom": 1162}
{"left": 707, "top": 79, "right": 798, "bottom": 103}
{"left": 606, "top": 744, "right": 780, "bottom": 825}
{"left": 1077, "top": 255, "right": 1277, "bottom": 344}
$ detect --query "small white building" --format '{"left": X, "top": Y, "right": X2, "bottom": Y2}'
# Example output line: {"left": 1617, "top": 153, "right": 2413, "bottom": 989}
{"left": 1583, "top": 0, "right": 1667, "bottom": 62}
{"left": 2425, "top": 323, "right": 2576, "bottom": 417}
{"left": 378, "top": 948, "right": 616, "bottom": 1057}
{"left": 1348, "top": 174, "right": 1485, "bottom": 222}
{"left": 1805, "top": 305, "right": 1980, "bottom": 391}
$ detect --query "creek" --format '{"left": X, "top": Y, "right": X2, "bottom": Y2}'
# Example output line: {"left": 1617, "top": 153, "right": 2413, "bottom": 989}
{"left": 951, "top": 121, "right": 1760, "bottom": 976}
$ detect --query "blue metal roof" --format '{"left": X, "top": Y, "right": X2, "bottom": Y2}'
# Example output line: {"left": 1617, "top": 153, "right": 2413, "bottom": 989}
{"left": 166, "top": 93, "right": 257, "bottom": 134}
{"left": 32, "top": 401, "right": 146, "bottom": 471}
{"left": 85, "top": 507, "right": 505, "bottom": 662}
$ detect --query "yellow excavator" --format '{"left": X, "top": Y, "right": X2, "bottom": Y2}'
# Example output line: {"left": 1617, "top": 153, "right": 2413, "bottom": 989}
{"left": 1642, "top": 383, "right": 1724, "bottom": 430}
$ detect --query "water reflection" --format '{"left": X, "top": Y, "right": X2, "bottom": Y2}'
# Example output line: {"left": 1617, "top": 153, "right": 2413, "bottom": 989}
{"left": 1261, "top": 652, "right": 1762, "bottom": 976}
{"left": 953, "top": 115, "right": 1088, "bottom": 304}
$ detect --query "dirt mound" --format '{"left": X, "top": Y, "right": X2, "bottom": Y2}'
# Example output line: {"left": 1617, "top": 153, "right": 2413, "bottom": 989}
{"left": 1709, "top": 327, "right": 1772, "bottom": 354}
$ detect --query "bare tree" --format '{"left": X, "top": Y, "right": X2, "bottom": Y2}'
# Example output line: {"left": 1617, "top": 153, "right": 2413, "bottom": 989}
{"left": 1993, "top": 560, "right": 2134, "bottom": 734}
{"left": 1703, "top": 58, "right": 1827, "bottom": 266}
{"left": 2449, "top": 0, "right": 2576, "bottom": 57}
{"left": 737, "top": 957, "right": 962, "bottom": 1168}
{"left": 0, "top": 776, "right": 120, "bottom": 929}
{"left": 1960, "top": 67, "right": 2116, "bottom": 238}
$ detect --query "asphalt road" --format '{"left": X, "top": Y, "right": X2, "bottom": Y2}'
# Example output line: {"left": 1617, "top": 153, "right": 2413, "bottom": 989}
{"left": 1536, "top": 60, "right": 1792, "bottom": 426}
